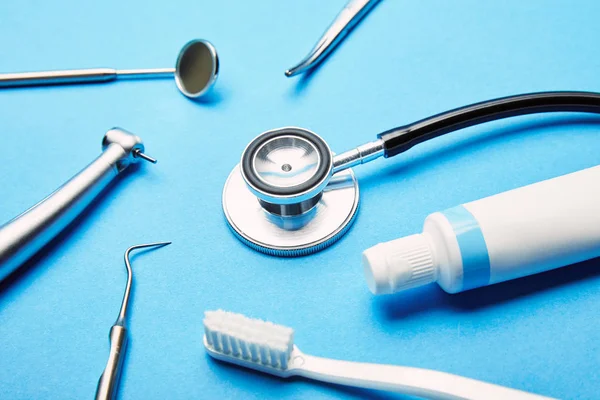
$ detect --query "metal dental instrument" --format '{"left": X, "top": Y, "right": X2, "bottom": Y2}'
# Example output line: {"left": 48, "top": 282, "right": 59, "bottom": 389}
{"left": 285, "top": 0, "right": 380, "bottom": 77}
{"left": 223, "top": 91, "right": 600, "bottom": 256}
{"left": 95, "top": 242, "right": 172, "bottom": 400}
{"left": 0, "top": 39, "right": 218, "bottom": 98}
{"left": 0, "top": 128, "right": 156, "bottom": 284}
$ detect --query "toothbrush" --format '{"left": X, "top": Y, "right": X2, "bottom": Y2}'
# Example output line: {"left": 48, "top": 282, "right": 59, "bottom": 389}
{"left": 203, "top": 310, "right": 554, "bottom": 400}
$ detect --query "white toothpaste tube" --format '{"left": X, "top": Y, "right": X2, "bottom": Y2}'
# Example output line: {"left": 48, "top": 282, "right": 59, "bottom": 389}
{"left": 363, "top": 165, "right": 600, "bottom": 294}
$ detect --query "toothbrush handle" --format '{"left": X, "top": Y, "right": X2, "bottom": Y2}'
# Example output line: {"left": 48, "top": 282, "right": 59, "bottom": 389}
{"left": 295, "top": 354, "right": 554, "bottom": 400}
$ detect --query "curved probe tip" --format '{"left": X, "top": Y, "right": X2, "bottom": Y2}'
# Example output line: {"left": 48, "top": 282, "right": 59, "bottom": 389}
{"left": 117, "top": 241, "right": 172, "bottom": 324}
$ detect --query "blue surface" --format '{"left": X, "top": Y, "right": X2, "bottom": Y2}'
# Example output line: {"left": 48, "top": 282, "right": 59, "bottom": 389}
{"left": 442, "top": 206, "right": 491, "bottom": 291}
{"left": 1, "top": 1, "right": 599, "bottom": 399}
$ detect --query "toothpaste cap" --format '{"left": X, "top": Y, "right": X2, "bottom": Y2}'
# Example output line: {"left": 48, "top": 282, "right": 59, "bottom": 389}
{"left": 362, "top": 233, "right": 436, "bottom": 295}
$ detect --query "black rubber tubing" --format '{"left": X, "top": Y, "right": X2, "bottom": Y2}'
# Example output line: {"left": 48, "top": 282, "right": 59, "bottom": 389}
{"left": 377, "top": 91, "right": 600, "bottom": 158}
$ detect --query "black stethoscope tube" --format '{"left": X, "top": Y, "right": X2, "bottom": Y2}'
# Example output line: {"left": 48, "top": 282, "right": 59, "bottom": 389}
{"left": 378, "top": 91, "right": 600, "bottom": 157}
{"left": 240, "top": 91, "right": 600, "bottom": 206}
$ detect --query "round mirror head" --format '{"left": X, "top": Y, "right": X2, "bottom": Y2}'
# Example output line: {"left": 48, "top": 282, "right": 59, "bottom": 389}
{"left": 241, "top": 127, "right": 333, "bottom": 205}
{"left": 175, "top": 39, "right": 219, "bottom": 98}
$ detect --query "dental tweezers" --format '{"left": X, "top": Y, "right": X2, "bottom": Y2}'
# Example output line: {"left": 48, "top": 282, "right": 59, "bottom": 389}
{"left": 285, "top": 0, "right": 380, "bottom": 77}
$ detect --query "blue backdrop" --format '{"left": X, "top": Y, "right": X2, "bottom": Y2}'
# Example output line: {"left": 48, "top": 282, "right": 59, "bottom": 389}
{"left": 1, "top": 1, "right": 599, "bottom": 399}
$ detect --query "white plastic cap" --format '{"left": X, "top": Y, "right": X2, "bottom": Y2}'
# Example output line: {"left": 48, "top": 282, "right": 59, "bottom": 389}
{"left": 362, "top": 233, "right": 437, "bottom": 295}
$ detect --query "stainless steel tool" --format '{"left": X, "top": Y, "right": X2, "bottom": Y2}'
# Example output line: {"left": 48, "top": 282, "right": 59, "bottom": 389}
{"left": 0, "top": 128, "right": 156, "bottom": 283}
{"left": 223, "top": 91, "right": 600, "bottom": 256}
{"left": 285, "top": 0, "right": 380, "bottom": 77}
{"left": 0, "top": 39, "right": 218, "bottom": 98}
{"left": 95, "top": 242, "right": 171, "bottom": 400}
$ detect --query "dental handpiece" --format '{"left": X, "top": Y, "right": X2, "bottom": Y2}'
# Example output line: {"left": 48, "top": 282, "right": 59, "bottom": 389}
{"left": 0, "top": 128, "right": 156, "bottom": 284}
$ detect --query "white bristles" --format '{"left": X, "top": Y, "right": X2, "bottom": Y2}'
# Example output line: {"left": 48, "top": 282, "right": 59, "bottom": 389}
{"left": 203, "top": 310, "right": 294, "bottom": 370}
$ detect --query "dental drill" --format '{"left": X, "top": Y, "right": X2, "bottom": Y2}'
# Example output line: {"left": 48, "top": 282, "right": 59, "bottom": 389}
{"left": 0, "top": 128, "right": 156, "bottom": 284}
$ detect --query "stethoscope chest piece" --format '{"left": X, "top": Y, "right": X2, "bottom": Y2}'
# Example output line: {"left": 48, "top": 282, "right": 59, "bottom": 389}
{"left": 223, "top": 127, "right": 359, "bottom": 256}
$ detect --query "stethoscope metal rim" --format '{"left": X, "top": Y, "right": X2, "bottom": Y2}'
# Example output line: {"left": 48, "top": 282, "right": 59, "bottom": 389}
{"left": 240, "top": 127, "right": 333, "bottom": 205}
{"left": 223, "top": 163, "right": 359, "bottom": 256}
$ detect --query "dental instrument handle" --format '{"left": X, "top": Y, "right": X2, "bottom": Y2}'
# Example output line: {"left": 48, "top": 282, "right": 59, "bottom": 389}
{"left": 0, "top": 68, "right": 174, "bottom": 88}
{"left": 295, "top": 353, "right": 552, "bottom": 400}
{"left": 95, "top": 325, "right": 128, "bottom": 400}
{"left": 0, "top": 69, "right": 117, "bottom": 87}
{"left": 285, "top": 0, "right": 380, "bottom": 77}
{"left": 0, "top": 128, "right": 156, "bottom": 283}
{"left": 377, "top": 91, "right": 600, "bottom": 158}
{"left": 364, "top": 164, "right": 600, "bottom": 295}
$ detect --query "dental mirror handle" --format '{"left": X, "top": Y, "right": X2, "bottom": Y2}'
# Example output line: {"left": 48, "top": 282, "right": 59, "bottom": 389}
{"left": 0, "top": 68, "right": 174, "bottom": 88}
{"left": 333, "top": 91, "right": 600, "bottom": 173}
{"left": 0, "top": 128, "right": 156, "bottom": 283}
{"left": 95, "top": 325, "right": 128, "bottom": 400}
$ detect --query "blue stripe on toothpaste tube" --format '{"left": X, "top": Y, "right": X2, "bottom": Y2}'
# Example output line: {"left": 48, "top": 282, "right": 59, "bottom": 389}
{"left": 363, "top": 165, "right": 600, "bottom": 294}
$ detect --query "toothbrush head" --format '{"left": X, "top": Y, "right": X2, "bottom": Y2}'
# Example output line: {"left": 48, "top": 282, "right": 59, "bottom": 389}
{"left": 203, "top": 310, "right": 296, "bottom": 378}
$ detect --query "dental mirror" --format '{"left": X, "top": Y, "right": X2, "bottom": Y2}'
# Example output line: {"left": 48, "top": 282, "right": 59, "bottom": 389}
{"left": 174, "top": 39, "right": 219, "bottom": 98}
{"left": 0, "top": 39, "right": 219, "bottom": 99}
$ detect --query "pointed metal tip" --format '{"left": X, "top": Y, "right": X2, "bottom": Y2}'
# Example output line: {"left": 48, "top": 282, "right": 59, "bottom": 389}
{"left": 142, "top": 241, "right": 172, "bottom": 249}
{"left": 284, "top": 0, "right": 380, "bottom": 80}
{"left": 133, "top": 149, "right": 158, "bottom": 164}
{"left": 285, "top": 66, "right": 303, "bottom": 77}
{"left": 118, "top": 240, "right": 173, "bottom": 323}
{"left": 125, "top": 241, "right": 172, "bottom": 255}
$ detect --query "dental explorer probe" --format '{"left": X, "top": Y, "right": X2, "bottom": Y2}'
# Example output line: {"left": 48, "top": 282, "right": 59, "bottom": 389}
{"left": 95, "top": 242, "right": 172, "bottom": 400}
{"left": 0, "top": 39, "right": 218, "bottom": 98}
{"left": 0, "top": 128, "right": 156, "bottom": 284}
{"left": 285, "top": 0, "right": 380, "bottom": 77}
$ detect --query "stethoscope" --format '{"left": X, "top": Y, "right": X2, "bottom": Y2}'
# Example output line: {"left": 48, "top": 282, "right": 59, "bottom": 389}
{"left": 222, "top": 91, "right": 600, "bottom": 256}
